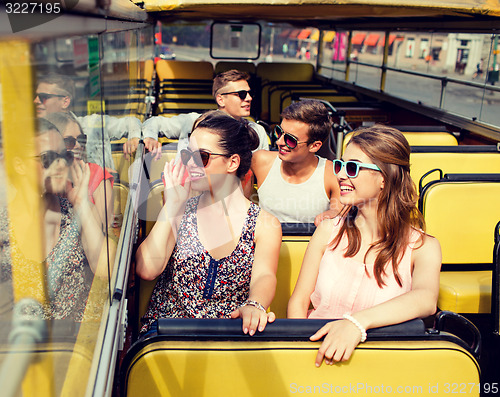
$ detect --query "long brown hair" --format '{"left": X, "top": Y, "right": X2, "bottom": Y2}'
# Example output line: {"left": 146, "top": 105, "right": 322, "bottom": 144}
{"left": 329, "top": 125, "right": 425, "bottom": 287}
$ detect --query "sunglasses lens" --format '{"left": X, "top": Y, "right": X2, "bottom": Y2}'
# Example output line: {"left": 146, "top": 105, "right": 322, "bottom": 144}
{"left": 40, "top": 151, "right": 57, "bottom": 169}
{"left": 237, "top": 90, "right": 251, "bottom": 100}
{"left": 77, "top": 134, "right": 87, "bottom": 145}
{"left": 274, "top": 126, "right": 282, "bottom": 140}
{"left": 345, "top": 161, "right": 359, "bottom": 177}
{"left": 180, "top": 149, "right": 190, "bottom": 165}
{"left": 333, "top": 160, "right": 342, "bottom": 175}
{"left": 64, "top": 150, "right": 74, "bottom": 166}
{"left": 64, "top": 137, "right": 76, "bottom": 150}
{"left": 199, "top": 151, "right": 210, "bottom": 167}
{"left": 37, "top": 94, "right": 48, "bottom": 103}
{"left": 284, "top": 133, "right": 298, "bottom": 149}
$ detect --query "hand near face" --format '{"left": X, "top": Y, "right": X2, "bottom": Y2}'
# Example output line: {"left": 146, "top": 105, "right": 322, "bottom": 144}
{"left": 163, "top": 159, "right": 191, "bottom": 219}
{"left": 66, "top": 160, "right": 91, "bottom": 210}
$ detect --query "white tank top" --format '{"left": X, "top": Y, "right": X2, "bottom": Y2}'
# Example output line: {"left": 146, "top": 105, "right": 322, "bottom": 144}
{"left": 258, "top": 156, "right": 330, "bottom": 223}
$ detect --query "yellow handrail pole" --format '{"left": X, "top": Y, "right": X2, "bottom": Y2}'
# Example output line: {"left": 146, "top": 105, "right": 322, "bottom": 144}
{"left": 380, "top": 31, "right": 390, "bottom": 92}
{"left": 345, "top": 31, "right": 352, "bottom": 81}
{"left": 0, "top": 40, "right": 53, "bottom": 396}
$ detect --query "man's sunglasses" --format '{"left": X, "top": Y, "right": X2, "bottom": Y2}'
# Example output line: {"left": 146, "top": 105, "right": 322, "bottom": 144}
{"left": 180, "top": 149, "right": 229, "bottom": 168}
{"left": 35, "top": 93, "right": 67, "bottom": 103}
{"left": 333, "top": 159, "right": 381, "bottom": 178}
{"left": 36, "top": 150, "right": 75, "bottom": 169}
{"left": 64, "top": 134, "right": 87, "bottom": 150}
{"left": 274, "top": 125, "right": 309, "bottom": 149}
{"left": 219, "top": 90, "right": 253, "bottom": 100}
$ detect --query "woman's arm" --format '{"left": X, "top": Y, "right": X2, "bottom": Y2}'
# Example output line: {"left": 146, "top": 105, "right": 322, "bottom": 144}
{"left": 92, "top": 179, "right": 113, "bottom": 228}
{"left": 135, "top": 159, "right": 191, "bottom": 280}
{"left": 67, "top": 161, "right": 117, "bottom": 278}
{"left": 287, "top": 219, "right": 333, "bottom": 318}
{"left": 230, "top": 209, "right": 281, "bottom": 335}
{"left": 310, "top": 234, "right": 442, "bottom": 366}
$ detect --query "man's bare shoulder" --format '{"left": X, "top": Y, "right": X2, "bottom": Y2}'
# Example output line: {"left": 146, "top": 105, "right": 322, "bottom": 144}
{"left": 252, "top": 149, "right": 277, "bottom": 166}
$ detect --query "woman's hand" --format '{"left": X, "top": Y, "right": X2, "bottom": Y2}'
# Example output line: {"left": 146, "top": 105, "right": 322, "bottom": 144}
{"left": 163, "top": 159, "right": 191, "bottom": 220}
{"left": 309, "top": 319, "right": 362, "bottom": 366}
{"left": 66, "top": 160, "right": 91, "bottom": 210}
{"left": 230, "top": 305, "right": 276, "bottom": 336}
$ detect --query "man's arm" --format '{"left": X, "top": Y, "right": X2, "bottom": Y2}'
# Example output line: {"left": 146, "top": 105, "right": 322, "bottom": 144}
{"left": 314, "top": 159, "right": 342, "bottom": 226}
{"left": 142, "top": 113, "right": 200, "bottom": 140}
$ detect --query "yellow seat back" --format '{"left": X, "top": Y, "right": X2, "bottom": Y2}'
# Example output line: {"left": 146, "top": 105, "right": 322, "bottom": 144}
{"left": 410, "top": 150, "right": 500, "bottom": 189}
{"left": 215, "top": 61, "right": 256, "bottom": 75}
{"left": 123, "top": 337, "right": 479, "bottom": 397}
{"left": 272, "top": 236, "right": 310, "bottom": 318}
{"left": 156, "top": 60, "right": 214, "bottom": 81}
{"left": 343, "top": 131, "right": 458, "bottom": 155}
{"left": 420, "top": 178, "right": 500, "bottom": 313}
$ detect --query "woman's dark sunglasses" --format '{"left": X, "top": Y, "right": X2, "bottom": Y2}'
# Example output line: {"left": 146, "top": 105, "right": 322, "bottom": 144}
{"left": 64, "top": 134, "right": 87, "bottom": 150}
{"left": 333, "top": 159, "right": 381, "bottom": 178}
{"left": 36, "top": 150, "right": 75, "bottom": 169}
{"left": 35, "top": 93, "right": 67, "bottom": 103}
{"left": 180, "top": 149, "right": 229, "bottom": 168}
{"left": 219, "top": 89, "right": 252, "bottom": 100}
{"left": 274, "top": 125, "right": 309, "bottom": 149}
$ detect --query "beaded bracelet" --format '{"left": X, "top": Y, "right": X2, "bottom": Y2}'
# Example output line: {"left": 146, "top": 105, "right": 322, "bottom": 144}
{"left": 239, "top": 300, "right": 266, "bottom": 313}
{"left": 343, "top": 313, "right": 367, "bottom": 343}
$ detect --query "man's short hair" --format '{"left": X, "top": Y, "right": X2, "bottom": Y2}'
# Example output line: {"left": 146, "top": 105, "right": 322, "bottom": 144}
{"left": 281, "top": 99, "right": 332, "bottom": 143}
{"left": 38, "top": 73, "right": 75, "bottom": 102}
{"left": 212, "top": 69, "right": 250, "bottom": 98}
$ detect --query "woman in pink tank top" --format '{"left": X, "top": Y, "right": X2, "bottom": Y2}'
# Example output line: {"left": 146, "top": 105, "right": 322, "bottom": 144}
{"left": 288, "top": 125, "right": 441, "bottom": 367}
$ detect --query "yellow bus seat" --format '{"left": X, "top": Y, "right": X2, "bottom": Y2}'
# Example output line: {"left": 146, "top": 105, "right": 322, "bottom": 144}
{"left": 343, "top": 130, "right": 458, "bottom": 154}
{"left": 410, "top": 146, "right": 500, "bottom": 189}
{"left": 257, "top": 62, "right": 315, "bottom": 83}
{"left": 0, "top": 338, "right": 93, "bottom": 395}
{"left": 272, "top": 234, "right": 311, "bottom": 318}
{"left": 144, "top": 59, "right": 154, "bottom": 85}
{"left": 156, "top": 101, "right": 218, "bottom": 115}
{"left": 120, "top": 318, "right": 480, "bottom": 397}
{"left": 257, "top": 62, "right": 315, "bottom": 121}
{"left": 156, "top": 60, "right": 214, "bottom": 81}
{"left": 493, "top": 221, "right": 500, "bottom": 334}
{"left": 112, "top": 151, "right": 134, "bottom": 185}
{"left": 419, "top": 175, "right": 500, "bottom": 313}
{"left": 215, "top": 61, "right": 256, "bottom": 75}
{"left": 145, "top": 151, "right": 177, "bottom": 183}
{"left": 266, "top": 86, "right": 338, "bottom": 124}
{"left": 112, "top": 182, "right": 129, "bottom": 221}
{"left": 279, "top": 94, "right": 358, "bottom": 124}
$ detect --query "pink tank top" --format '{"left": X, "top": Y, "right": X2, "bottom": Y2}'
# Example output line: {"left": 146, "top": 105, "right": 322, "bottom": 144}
{"left": 308, "top": 220, "right": 421, "bottom": 319}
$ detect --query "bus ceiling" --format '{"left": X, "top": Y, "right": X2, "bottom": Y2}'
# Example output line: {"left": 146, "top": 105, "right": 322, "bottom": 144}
{"left": 141, "top": 0, "right": 500, "bottom": 32}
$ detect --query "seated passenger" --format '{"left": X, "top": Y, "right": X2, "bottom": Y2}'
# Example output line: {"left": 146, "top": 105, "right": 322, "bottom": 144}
{"left": 136, "top": 111, "right": 281, "bottom": 336}
{"left": 45, "top": 112, "right": 114, "bottom": 229}
{"left": 287, "top": 125, "right": 441, "bottom": 366}
{"left": 138, "top": 69, "right": 269, "bottom": 158}
{"left": 251, "top": 100, "right": 341, "bottom": 225}
{"left": 34, "top": 73, "right": 142, "bottom": 167}
{"left": 0, "top": 119, "right": 113, "bottom": 321}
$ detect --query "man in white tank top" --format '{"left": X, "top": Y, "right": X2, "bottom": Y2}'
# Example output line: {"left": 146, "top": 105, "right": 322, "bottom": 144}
{"left": 251, "top": 100, "right": 341, "bottom": 225}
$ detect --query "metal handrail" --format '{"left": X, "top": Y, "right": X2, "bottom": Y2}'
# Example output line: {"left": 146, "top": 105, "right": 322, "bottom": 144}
{"left": 320, "top": 60, "right": 500, "bottom": 110}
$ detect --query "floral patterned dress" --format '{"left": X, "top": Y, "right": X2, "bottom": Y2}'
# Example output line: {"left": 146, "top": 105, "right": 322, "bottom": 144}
{"left": 140, "top": 195, "right": 261, "bottom": 334}
{"left": 0, "top": 197, "right": 93, "bottom": 322}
